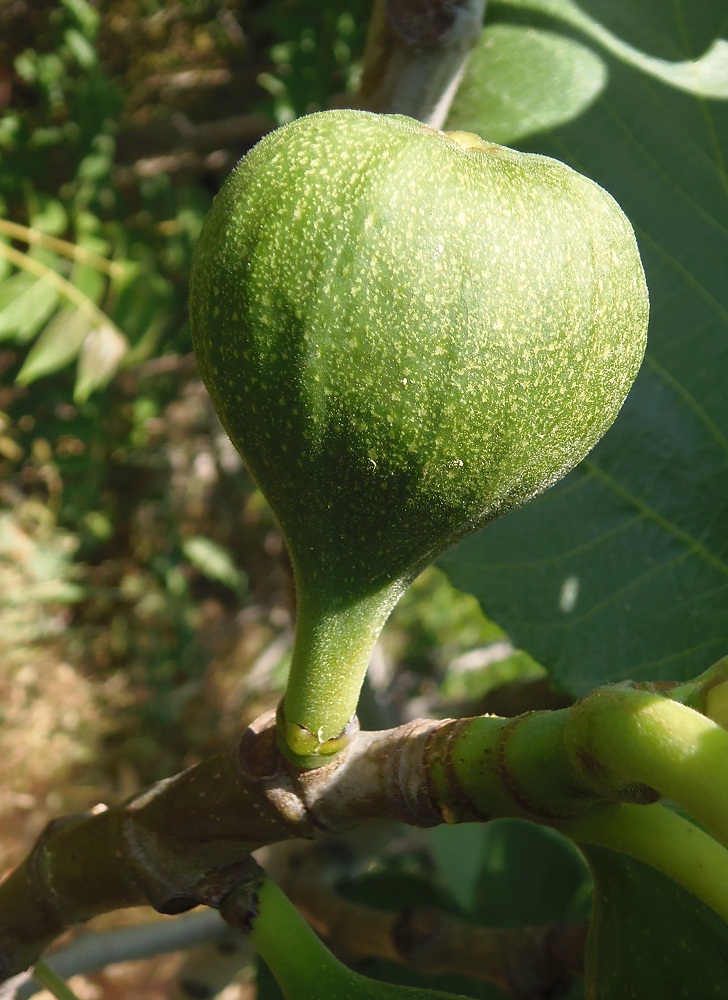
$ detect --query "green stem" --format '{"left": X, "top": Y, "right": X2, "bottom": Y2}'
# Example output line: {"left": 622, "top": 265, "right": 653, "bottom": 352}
{"left": 250, "top": 878, "right": 345, "bottom": 998}
{"left": 250, "top": 878, "right": 472, "bottom": 999}
{"left": 279, "top": 577, "right": 406, "bottom": 766}
{"left": 668, "top": 656, "right": 728, "bottom": 719}
{"left": 564, "top": 687, "right": 728, "bottom": 847}
{"left": 559, "top": 802, "right": 728, "bottom": 925}
{"left": 32, "top": 961, "right": 82, "bottom": 1000}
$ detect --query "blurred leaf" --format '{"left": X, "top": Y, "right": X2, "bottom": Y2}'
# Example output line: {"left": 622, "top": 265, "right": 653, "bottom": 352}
{"left": 256, "top": 959, "right": 286, "bottom": 1000}
{"left": 0, "top": 505, "right": 84, "bottom": 627}
{"left": 0, "top": 271, "right": 58, "bottom": 343}
{"left": 252, "top": 0, "right": 370, "bottom": 122}
{"left": 458, "top": 819, "right": 589, "bottom": 927}
{"left": 0, "top": 240, "right": 11, "bottom": 284}
{"left": 63, "top": 27, "right": 97, "bottom": 69}
{"left": 60, "top": 0, "right": 100, "bottom": 36}
{"left": 68, "top": 261, "right": 105, "bottom": 304}
{"left": 583, "top": 846, "right": 728, "bottom": 999}
{"left": 428, "top": 824, "right": 489, "bottom": 914}
{"left": 73, "top": 321, "right": 128, "bottom": 402}
{"left": 113, "top": 269, "right": 171, "bottom": 360}
{"left": 441, "top": 1, "right": 728, "bottom": 693}
{"left": 13, "top": 50, "right": 40, "bottom": 85}
{"left": 448, "top": 23, "right": 606, "bottom": 144}
{"left": 17, "top": 307, "right": 93, "bottom": 384}
{"left": 28, "top": 196, "right": 68, "bottom": 237}
{"left": 1, "top": 520, "right": 60, "bottom": 588}
{"left": 182, "top": 536, "right": 247, "bottom": 597}
{"left": 0, "top": 272, "right": 34, "bottom": 315}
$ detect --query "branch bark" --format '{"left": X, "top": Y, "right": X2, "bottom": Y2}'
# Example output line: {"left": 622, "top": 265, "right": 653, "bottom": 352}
{"left": 2, "top": 668, "right": 727, "bottom": 983}
{"left": 0, "top": 709, "right": 543, "bottom": 980}
{"left": 0, "top": 714, "right": 452, "bottom": 979}
{"left": 356, "top": 0, "right": 487, "bottom": 127}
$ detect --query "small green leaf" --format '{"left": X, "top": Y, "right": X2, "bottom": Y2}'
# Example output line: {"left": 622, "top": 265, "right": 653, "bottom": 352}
{"left": 28, "top": 196, "right": 68, "bottom": 237}
{"left": 69, "top": 261, "right": 105, "bottom": 304}
{"left": 0, "top": 272, "right": 58, "bottom": 343}
{"left": 60, "top": 0, "right": 100, "bottom": 36}
{"left": 17, "top": 307, "right": 93, "bottom": 384}
{"left": 0, "top": 111, "right": 21, "bottom": 150}
{"left": 0, "top": 272, "right": 34, "bottom": 314}
{"left": 583, "top": 846, "right": 728, "bottom": 999}
{"left": 73, "top": 322, "right": 128, "bottom": 402}
{"left": 13, "top": 50, "right": 38, "bottom": 85}
{"left": 63, "top": 27, "right": 98, "bottom": 69}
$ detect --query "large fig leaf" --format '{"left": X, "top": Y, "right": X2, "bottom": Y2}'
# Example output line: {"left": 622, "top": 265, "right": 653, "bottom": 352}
{"left": 583, "top": 846, "right": 728, "bottom": 999}
{"left": 441, "top": 0, "right": 728, "bottom": 693}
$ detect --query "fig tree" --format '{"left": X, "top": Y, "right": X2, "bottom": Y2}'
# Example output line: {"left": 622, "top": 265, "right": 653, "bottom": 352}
{"left": 190, "top": 110, "right": 648, "bottom": 766}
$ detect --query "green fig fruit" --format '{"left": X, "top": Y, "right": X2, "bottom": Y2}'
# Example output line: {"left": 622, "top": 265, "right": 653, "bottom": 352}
{"left": 190, "top": 110, "right": 648, "bottom": 765}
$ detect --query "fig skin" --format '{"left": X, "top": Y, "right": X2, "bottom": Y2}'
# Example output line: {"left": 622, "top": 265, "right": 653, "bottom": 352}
{"left": 190, "top": 110, "right": 648, "bottom": 762}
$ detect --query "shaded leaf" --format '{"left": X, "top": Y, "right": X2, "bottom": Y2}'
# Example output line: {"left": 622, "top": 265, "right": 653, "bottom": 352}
{"left": 441, "top": 1, "right": 728, "bottom": 692}
{"left": 468, "top": 820, "right": 590, "bottom": 927}
{"left": 428, "top": 824, "right": 489, "bottom": 914}
{"left": 583, "top": 846, "right": 728, "bottom": 999}
{"left": 60, "top": 0, "right": 100, "bottom": 36}
{"left": 448, "top": 23, "right": 606, "bottom": 144}
{"left": 335, "top": 862, "right": 495, "bottom": 999}
{"left": 256, "top": 960, "right": 285, "bottom": 1000}
{"left": 113, "top": 269, "right": 171, "bottom": 362}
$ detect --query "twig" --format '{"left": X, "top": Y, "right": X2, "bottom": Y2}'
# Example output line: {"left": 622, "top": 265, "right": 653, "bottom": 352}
{"left": 114, "top": 113, "right": 272, "bottom": 166}
{"left": 356, "top": 0, "right": 487, "bottom": 127}
{"left": 0, "top": 221, "right": 122, "bottom": 279}
{"left": 1, "top": 911, "right": 231, "bottom": 1000}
